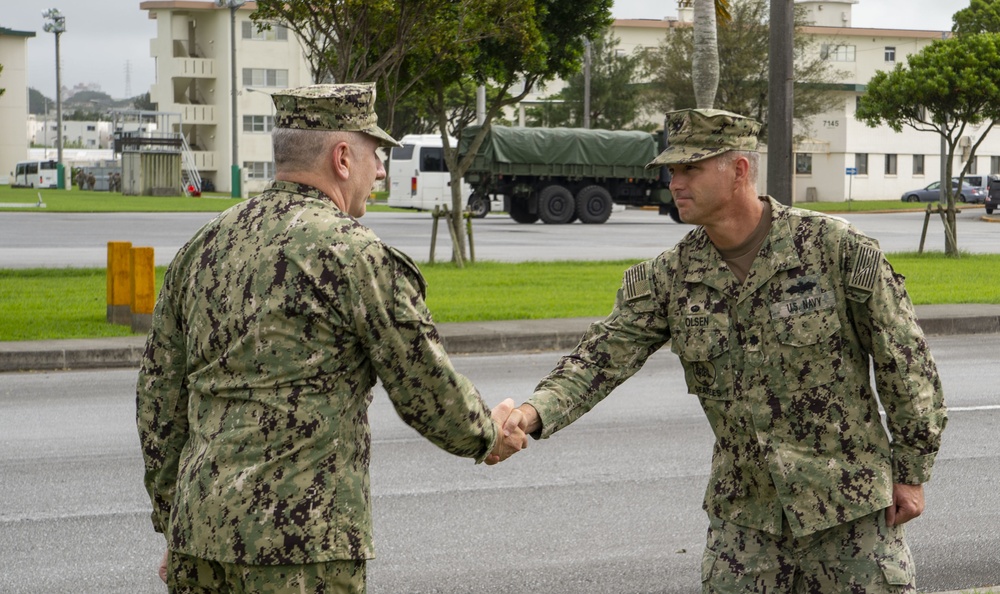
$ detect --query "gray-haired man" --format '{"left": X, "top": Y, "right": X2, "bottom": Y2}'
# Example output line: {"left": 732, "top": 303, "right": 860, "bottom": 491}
{"left": 137, "top": 83, "right": 527, "bottom": 593}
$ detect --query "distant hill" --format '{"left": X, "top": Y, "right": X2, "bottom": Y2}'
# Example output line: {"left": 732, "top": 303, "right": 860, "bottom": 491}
{"left": 29, "top": 88, "right": 155, "bottom": 118}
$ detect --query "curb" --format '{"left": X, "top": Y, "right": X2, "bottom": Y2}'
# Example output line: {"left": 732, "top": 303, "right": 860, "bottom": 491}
{"left": 3, "top": 306, "right": 1000, "bottom": 373}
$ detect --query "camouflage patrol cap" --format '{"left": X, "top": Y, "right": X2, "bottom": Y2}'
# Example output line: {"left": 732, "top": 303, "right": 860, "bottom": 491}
{"left": 270, "top": 83, "right": 401, "bottom": 148}
{"left": 646, "top": 108, "right": 760, "bottom": 168}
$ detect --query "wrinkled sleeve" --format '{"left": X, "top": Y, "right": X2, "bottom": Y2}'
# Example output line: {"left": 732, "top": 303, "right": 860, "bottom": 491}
{"left": 136, "top": 266, "right": 190, "bottom": 534}
{"left": 527, "top": 260, "right": 672, "bottom": 439}
{"left": 348, "top": 243, "right": 497, "bottom": 463}
{"left": 842, "top": 231, "right": 947, "bottom": 484}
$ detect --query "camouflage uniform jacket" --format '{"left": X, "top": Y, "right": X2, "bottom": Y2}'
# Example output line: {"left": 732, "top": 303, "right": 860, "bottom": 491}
{"left": 527, "top": 197, "right": 947, "bottom": 538}
{"left": 137, "top": 181, "right": 498, "bottom": 565}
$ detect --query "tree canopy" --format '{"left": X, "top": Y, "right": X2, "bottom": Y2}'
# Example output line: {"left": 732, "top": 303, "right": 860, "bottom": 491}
{"left": 952, "top": 0, "right": 1000, "bottom": 35}
{"left": 525, "top": 29, "right": 648, "bottom": 130}
{"left": 643, "top": 0, "right": 840, "bottom": 141}
{"left": 856, "top": 32, "right": 1000, "bottom": 255}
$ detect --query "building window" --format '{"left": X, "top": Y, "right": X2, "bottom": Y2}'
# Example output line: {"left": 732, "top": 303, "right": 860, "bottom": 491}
{"left": 243, "top": 161, "right": 275, "bottom": 180}
{"left": 243, "top": 115, "right": 275, "bottom": 133}
{"left": 795, "top": 153, "right": 812, "bottom": 175}
{"left": 86, "top": 125, "right": 96, "bottom": 131}
{"left": 885, "top": 154, "right": 897, "bottom": 175}
{"left": 991, "top": 156, "right": 1000, "bottom": 175}
{"left": 821, "top": 44, "right": 856, "bottom": 62}
{"left": 968, "top": 158, "right": 978, "bottom": 175}
{"left": 913, "top": 155, "right": 924, "bottom": 176}
{"left": 242, "top": 21, "right": 288, "bottom": 41}
{"left": 242, "top": 68, "right": 289, "bottom": 88}
{"left": 884, "top": 46, "right": 896, "bottom": 62}
{"left": 856, "top": 153, "right": 868, "bottom": 175}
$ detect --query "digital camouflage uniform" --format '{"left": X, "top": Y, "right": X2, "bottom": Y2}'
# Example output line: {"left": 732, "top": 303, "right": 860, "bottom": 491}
{"left": 527, "top": 109, "right": 947, "bottom": 593}
{"left": 137, "top": 84, "right": 499, "bottom": 588}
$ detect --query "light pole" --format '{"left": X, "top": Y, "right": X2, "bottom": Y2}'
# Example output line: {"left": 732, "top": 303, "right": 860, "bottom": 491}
{"left": 217, "top": 0, "right": 246, "bottom": 198}
{"left": 42, "top": 8, "right": 66, "bottom": 189}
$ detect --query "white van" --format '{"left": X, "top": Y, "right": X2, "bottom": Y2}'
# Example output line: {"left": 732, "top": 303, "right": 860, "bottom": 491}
{"left": 12, "top": 160, "right": 59, "bottom": 189}
{"left": 388, "top": 134, "right": 473, "bottom": 211}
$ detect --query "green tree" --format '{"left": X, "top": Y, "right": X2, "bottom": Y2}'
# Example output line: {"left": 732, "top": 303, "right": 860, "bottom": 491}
{"left": 642, "top": 0, "right": 841, "bottom": 142}
{"left": 416, "top": 0, "right": 613, "bottom": 264}
{"left": 251, "top": 0, "right": 489, "bottom": 133}
{"left": 952, "top": 0, "right": 1000, "bottom": 35}
{"left": 856, "top": 33, "right": 1000, "bottom": 256}
{"left": 526, "top": 29, "right": 648, "bottom": 130}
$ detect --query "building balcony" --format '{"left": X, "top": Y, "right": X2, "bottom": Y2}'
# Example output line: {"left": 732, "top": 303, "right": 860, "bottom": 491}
{"left": 165, "top": 103, "right": 217, "bottom": 125}
{"left": 189, "top": 150, "right": 218, "bottom": 171}
{"left": 168, "top": 57, "right": 216, "bottom": 79}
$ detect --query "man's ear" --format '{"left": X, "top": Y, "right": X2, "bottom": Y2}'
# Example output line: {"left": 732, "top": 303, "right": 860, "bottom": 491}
{"left": 329, "top": 140, "right": 351, "bottom": 181}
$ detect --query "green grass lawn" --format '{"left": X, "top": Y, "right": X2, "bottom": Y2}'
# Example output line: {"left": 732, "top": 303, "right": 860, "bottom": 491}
{"left": 0, "top": 186, "right": 408, "bottom": 213}
{"left": 1, "top": 253, "right": 995, "bottom": 342}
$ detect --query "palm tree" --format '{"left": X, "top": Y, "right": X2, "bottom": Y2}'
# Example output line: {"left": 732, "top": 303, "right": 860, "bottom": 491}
{"left": 692, "top": 0, "right": 730, "bottom": 108}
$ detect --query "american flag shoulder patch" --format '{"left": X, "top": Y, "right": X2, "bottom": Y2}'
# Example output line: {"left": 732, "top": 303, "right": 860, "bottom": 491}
{"left": 848, "top": 244, "right": 880, "bottom": 292}
{"left": 622, "top": 262, "right": 652, "bottom": 302}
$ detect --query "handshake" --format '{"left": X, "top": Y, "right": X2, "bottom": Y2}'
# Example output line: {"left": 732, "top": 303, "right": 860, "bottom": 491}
{"left": 484, "top": 398, "right": 537, "bottom": 465}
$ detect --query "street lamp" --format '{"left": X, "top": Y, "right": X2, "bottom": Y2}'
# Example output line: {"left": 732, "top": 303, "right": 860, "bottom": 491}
{"left": 216, "top": 0, "right": 246, "bottom": 198}
{"left": 42, "top": 8, "right": 66, "bottom": 189}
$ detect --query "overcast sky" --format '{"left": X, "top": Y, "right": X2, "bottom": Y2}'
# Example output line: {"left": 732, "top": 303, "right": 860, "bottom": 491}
{"left": 2, "top": 0, "right": 968, "bottom": 100}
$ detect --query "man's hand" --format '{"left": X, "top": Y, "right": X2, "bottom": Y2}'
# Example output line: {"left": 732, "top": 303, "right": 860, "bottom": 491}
{"left": 886, "top": 483, "right": 925, "bottom": 526}
{"left": 485, "top": 398, "right": 528, "bottom": 465}
{"left": 158, "top": 549, "right": 168, "bottom": 583}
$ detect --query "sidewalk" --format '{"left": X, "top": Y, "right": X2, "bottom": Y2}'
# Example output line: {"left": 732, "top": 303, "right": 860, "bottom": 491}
{"left": 3, "top": 304, "right": 1000, "bottom": 373}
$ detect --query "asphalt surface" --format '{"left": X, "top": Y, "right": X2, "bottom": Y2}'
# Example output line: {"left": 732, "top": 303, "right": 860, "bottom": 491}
{"left": 2, "top": 304, "right": 1000, "bottom": 373}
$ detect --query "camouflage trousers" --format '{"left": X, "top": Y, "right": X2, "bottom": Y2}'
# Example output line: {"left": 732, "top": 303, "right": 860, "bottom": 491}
{"left": 701, "top": 509, "right": 915, "bottom": 594}
{"left": 167, "top": 551, "right": 366, "bottom": 594}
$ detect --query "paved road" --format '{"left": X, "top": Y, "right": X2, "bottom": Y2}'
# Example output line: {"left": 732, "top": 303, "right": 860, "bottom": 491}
{"left": 0, "top": 206, "right": 995, "bottom": 269}
{"left": 1, "top": 334, "right": 997, "bottom": 594}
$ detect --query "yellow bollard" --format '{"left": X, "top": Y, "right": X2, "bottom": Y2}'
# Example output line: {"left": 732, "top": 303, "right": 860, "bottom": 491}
{"left": 106, "top": 241, "right": 132, "bottom": 325}
{"left": 130, "top": 247, "right": 156, "bottom": 334}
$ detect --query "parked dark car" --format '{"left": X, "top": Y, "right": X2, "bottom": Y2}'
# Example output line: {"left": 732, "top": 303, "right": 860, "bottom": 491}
{"left": 986, "top": 175, "right": 1000, "bottom": 214}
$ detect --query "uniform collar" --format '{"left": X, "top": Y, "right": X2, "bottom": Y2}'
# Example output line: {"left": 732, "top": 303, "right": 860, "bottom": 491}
{"left": 682, "top": 196, "right": 802, "bottom": 300}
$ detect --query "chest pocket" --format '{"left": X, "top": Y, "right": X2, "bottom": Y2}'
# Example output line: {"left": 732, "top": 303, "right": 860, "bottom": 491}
{"left": 771, "top": 307, "right": 843, "bottom": 392}
{"left": 670, "top": 315, "right": 734, "bottom": 401}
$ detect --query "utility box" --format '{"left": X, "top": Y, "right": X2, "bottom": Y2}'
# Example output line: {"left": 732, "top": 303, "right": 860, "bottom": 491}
{"left": 122, "top": 150, "right": 182, "bottom": 196}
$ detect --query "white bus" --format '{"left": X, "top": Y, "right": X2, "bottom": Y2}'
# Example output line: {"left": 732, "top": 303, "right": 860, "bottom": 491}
{"left": 12, "top": 160, "right": 59, "bottom": 189}
{"left": 387, "top": 134, "right": 473, "bottom": 212}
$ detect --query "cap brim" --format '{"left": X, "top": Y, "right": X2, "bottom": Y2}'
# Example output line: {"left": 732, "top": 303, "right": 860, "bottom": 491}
{"left": 363, "top": 126, "right": 402, "bottom": 148}
{"left": 645, "top": 146, "right": 731, "bottom": 169}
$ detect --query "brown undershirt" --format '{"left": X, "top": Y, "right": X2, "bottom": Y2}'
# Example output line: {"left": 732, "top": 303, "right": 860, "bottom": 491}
{"left": 717, "top": 198, "right": 772, "bottom": 284}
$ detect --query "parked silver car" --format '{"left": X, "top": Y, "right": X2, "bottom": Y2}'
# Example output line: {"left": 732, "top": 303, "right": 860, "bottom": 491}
{"left": 900, "top": 177, "right": 986, "bottom": 203}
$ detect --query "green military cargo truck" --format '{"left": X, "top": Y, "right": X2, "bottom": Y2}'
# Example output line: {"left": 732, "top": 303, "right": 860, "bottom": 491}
{"left": 458, "top": 125, "right": 678, "bottom": 224}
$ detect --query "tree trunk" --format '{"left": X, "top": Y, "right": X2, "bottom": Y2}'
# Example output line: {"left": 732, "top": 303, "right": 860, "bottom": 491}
{"left": 692, "top": 0, "right": 720, "bottom": 109}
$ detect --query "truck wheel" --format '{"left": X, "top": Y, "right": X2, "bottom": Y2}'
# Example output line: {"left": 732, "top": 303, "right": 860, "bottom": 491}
{"left": 467, "top": 193, "right": 490, "bottom": 218}
{"left": 538, "top": 184, "right": 575, "bottom": 224}
{"left": 575, "top": 185, "right": 613, "bottom": 224}
{"left": 509, "top": 199, "right": 539, "bottom": 224}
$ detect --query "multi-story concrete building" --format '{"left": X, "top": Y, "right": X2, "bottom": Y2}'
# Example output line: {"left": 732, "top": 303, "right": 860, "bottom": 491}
{"left": 140, "top": 0, "right": 312, "bottom": 195}
{"left": 608, "top": 0, "right": 1000, "bottom": 202}
{"left": 0, "top": 26, "right": 36, "bottom": 183}
{"left": 137, "top": 0, "right": 998, "bottom": 202}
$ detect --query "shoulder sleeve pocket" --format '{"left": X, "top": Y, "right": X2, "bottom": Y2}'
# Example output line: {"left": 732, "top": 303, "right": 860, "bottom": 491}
{"left": 388, "top": 246, "right": 432, "bottom": 325}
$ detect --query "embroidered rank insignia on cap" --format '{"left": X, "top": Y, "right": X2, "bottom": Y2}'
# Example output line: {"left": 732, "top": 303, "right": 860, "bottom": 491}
{"left": 849, "top": 244, "right": 880, "bottom": 293}
{"left": 622, "top": 262, "right": 652, "bottom": 302}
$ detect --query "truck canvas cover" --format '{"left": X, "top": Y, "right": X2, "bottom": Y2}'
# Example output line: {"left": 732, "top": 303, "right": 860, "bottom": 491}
{"left": 460, "top": 126, "right": 657, "bottom": 167}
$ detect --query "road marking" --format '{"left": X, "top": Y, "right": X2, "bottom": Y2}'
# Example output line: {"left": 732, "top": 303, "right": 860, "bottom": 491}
{"left": 948, "top": 405, "right": 1000, "bottom": 412}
